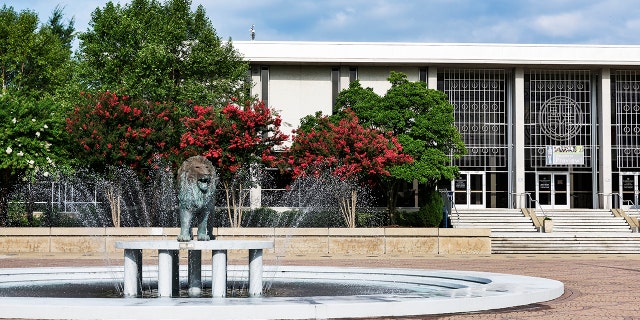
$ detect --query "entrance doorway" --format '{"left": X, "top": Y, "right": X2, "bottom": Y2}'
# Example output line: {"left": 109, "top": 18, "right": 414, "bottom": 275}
{"left": 536, "top": 172, "right": 570, "bottom": 209}
{"left": 619, "top": 173, "right": 640, "bottom": 209}
{"left": 452, "top": 172, "right": 485, "bottom": 209}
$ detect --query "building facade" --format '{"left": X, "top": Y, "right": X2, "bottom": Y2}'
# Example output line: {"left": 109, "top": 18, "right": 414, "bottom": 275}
{"left": 234, "top": 41, "right": 640, "bottom": 211}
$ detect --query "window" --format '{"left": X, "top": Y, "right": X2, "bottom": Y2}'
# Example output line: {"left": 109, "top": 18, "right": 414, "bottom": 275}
{"left": 349, "top": 67, "right": 358, "bottom": 83}
{"left": 261, "top": 66, "right": 269, "bottom": 106}
{"left": 524, "top": 70, "right": 592, "bottom": 169}
{"left": 331, "top": 67, "right": 340, "bottom": 112}
{"left": 438, "top": 69, "right": 508, "bottom": 169}
{"left": 419, "top": 67, "right": 427, "bottom": 83}
{"left": 612, "top": 70, "right": 640, "bottom": 169}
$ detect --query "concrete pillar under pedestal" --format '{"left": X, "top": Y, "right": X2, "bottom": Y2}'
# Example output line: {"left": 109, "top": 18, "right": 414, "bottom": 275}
{"left": 158, "top": 249, "right": 179, "bottom": 297}
{"left": 123, "top": 249, "right": 142, "bottom": 297}
{"left": 212, "top": 249, "right": 227, "bottom": 298}
{"left": 188, "top": 250, "right": 202, "bottom": 297}
{"left": 248, "top": 249, "right": 263, "bottom": 297}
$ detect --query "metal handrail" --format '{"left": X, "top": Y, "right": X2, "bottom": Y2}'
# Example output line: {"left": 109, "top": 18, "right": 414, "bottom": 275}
{"left": 523, "top": 192, "right": 547, "bottom": 219}
{"left": 609, "top": 192, "right": 640, "bottom": 217}
{"left": 450, "top": 194, "right": 460, "bottom": 226}
{"left": 513, "top": 192, "right": 547, "bottom": 223}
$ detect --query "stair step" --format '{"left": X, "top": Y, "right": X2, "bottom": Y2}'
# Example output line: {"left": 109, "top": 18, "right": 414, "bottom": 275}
{"left": 455, "top": 210, "right": 636, "bottom": 253}
{"left": 491, "top": 229, "right": 640, "bottom": 253}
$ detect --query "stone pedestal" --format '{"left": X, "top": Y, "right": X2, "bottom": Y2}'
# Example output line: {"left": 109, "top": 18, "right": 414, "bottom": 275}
{"left": 115, "top": 240, "right": 274, "bottom": 298}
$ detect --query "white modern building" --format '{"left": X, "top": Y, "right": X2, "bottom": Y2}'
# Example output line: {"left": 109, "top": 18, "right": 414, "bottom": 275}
{"left": 234, "top": 41, "right": 640, "bottom": 211}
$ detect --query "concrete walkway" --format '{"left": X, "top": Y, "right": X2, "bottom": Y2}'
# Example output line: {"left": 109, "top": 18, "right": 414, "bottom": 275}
{"left": 1, "top": 253, "right": 640, "bottom": 319}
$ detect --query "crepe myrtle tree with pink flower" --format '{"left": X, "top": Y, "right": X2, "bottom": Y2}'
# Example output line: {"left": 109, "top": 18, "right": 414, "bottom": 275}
{"left": 285, "top": 109, "right": 413, "bottom": 228}
{"left": 64, "top": 91, "right": 183, "bottom": 227}
{"left": 180, "top": 99, "right": 288, "bottom": 227}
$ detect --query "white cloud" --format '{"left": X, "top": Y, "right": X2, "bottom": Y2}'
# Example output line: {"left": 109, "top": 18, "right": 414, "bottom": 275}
{"left": 4, "top": 0, "right": 640, "bottom": 45}
{"left": 532, "top": 12, "right": 585, "bottom": 38}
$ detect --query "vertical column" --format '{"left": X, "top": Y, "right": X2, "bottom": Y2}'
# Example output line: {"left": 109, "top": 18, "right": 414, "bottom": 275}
{"left": 158, "top": 249, "right": 179, "bottom": 297}
{"left": 248, "top": 249, "right": 264, "bottom": 297}
{"left": 514, "top": 68, "right": 526, "bottom": 206}
{"left": 211, "top": 249, "right": 227, "bottom": 298}
{"left": 123, "top": 249, "right": 142, "bottom": 297}
{"left": 340, "top": 66, "right": 351, "bottom": 90}
{"left": 599, "top": 68, "right": 613, "bottom": 208}
{"left": 188, "top": 250, "right": 202, "bottom": 297}
{"left": 171, "top": 250, "right": 179, "bottom": 296}
{"left": 427, "top": 67, "right": 438, "bottom": 90}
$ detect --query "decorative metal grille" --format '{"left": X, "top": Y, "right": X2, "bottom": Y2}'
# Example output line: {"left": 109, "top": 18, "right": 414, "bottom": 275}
{"left": 613, "top": 70, "right": 640, "bottom": 169}
{"left": 439, "top": 69, "right": 507, "bottom": 169}
{"left": 525, "top": 70, "right": 592, "bottom": 168}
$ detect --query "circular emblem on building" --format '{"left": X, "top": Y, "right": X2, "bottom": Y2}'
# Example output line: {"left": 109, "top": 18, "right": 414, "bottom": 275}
{"left": 539, "top": 96, "right": 583, "bottom": 141}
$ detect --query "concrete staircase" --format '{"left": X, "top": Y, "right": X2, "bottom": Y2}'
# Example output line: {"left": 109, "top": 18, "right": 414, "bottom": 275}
{"left": 451, "top": 208, "right": 640, "bottom": 254}
{"left": 540, "top": 209, "right": 631, "bottom": 233}
{"left": 449, "top": 209, "right": 537, "bottom": 232}
{"left": 492, "top": 232, "right": 640, "bottom": 254}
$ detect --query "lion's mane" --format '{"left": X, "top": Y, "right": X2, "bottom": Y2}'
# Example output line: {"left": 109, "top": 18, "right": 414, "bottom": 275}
{"left": 177, "top": 156, "right": 216, "bottom": 211}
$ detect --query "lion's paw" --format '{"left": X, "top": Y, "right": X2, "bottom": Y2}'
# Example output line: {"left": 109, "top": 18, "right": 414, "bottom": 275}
{"left": 177, "top": 234, "right": 192, "bottom": 242}
{"left": 197, "top": 234, "right": 210, "bottom": 241}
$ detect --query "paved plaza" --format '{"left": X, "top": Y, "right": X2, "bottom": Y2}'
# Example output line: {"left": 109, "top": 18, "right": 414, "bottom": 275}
{"left": 1, "top": 253, "right": 639, "bottom": 319}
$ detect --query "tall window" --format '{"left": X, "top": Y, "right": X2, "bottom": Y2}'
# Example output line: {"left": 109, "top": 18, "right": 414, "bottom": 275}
{"left": 419, "top": 67, "right": 427, "bottom": 83}
{"left": 438, "top": 69, "right": 508, "bottom": 169}
{"left": 260, "top": 66, "right": 269, "bottom": 106}
{"left": 612, "top": 70, "right": 640, "bottom": 169}
{"left": 524, "top": 70, "right": 592, "bottom": 169}
{"left": 331, "top": 67, "right": 340, "bottom": 113}
{"left": 349, "top": 67, "right": 358, "bottom": 83}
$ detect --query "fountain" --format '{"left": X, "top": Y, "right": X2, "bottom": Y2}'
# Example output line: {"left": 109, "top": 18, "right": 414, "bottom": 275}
{"left": 0, "top": 264, "right": 564, "bottom": 319}
{"left": 0, "top": 156, "right": 564, "bottom": 319}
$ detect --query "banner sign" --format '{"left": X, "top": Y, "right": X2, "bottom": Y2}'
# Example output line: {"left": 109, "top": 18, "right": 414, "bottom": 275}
{"left": 546, "top": 145, "right": 584, "bottom": 165}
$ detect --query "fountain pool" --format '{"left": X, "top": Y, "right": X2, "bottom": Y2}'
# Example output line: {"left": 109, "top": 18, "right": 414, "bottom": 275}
{"left": 0, "top": 264, "right": 563, "bottom": 319}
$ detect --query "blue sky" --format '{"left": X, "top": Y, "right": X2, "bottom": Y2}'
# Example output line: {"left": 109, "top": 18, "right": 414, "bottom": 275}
{"left": 4, "top": 0, "right": 640, "bottom": 45}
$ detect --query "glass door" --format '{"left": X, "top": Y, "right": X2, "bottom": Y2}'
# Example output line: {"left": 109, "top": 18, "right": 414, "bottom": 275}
{"left": 536, "top": 172, "right": 569, "bottom": 209}
{"left": 619, "top": 173, "right": 639, "bottom": 209}
{"left": 452, "top": 172, "right": 485, "bottom": 209}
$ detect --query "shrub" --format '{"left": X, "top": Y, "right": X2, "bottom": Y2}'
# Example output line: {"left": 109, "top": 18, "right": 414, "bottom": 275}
{"left": 396, "top": 190, "right": 444, "bottom": 227}
{"left": 418, "top": 189, "right": 444, "bottom": 227}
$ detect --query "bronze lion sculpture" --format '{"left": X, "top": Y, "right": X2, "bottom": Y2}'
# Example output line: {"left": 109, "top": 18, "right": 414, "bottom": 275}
{"left": 177, "top": 156, "right": 217, "bottom": 242}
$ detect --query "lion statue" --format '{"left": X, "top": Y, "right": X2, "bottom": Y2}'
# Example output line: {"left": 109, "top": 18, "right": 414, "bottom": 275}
{"left": 177, "top": 156, "right": 217, "bottom": 242}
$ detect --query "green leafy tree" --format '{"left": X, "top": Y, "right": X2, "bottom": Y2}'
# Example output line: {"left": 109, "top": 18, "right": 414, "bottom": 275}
{"left": 0, "top": 6, "right": 75, "bottom": 226}
{"left": 0, "top": 95, "right": 70, "bottom": 226}
{"left": 0, "top": 5, "right": 74, "bottom": 98}
{"left": 77, "top": 0, "right": 249, "bottom": 105}
{"left": 335, "top": 72, "right": 466, "bottom": 223}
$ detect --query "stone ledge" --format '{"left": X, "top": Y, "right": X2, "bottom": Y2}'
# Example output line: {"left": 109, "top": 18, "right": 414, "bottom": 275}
{"left": 0, "top": 227, "right": 491, "bottom": 256}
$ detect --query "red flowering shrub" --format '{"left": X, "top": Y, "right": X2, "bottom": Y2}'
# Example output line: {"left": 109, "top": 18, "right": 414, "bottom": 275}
{"left": 288, "top": 110, "right": 411, "bottom": 180}
{"left": 65, "top": 91, "right": 181, "bottom": 175}
{"left": 286, "top": 109, "right": 412, "bottom": 227}
{"left": 180, "top": 100, "right": 288, "bottom": 227}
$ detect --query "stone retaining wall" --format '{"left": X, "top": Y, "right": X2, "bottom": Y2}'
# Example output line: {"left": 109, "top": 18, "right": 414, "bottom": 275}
{"left": 0, "top": 227, "right": 491, "bottom": 257}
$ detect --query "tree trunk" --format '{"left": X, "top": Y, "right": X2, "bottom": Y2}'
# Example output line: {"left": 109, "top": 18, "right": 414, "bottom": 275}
{"left": 338, "top": 188, "right": 358, "bottom": 228}
{"left": 386, "top": 180, "right": 400, "bottom": 226}
{"left": 105, "top": 184, "right": 121, "bottom": 227}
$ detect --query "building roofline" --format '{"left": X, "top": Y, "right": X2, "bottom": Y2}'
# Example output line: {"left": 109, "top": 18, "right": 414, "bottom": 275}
{"left": 233, "top": 41, "right": 640, "bottom": 66}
